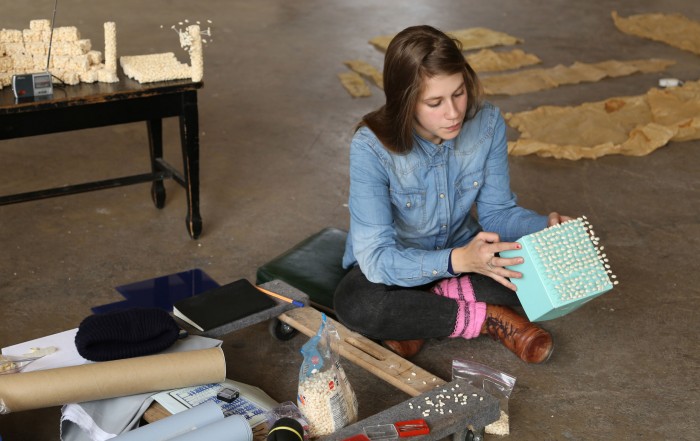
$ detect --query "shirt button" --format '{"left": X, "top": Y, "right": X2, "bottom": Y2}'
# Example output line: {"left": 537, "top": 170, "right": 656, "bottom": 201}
{"left": 432, "top": 270, "right": 438, "bottom": 275}
{"left": 406, "top": 202, "right": 411, "bottom": 208}
{"left": 436, "top": 246, "right": 442, "bottom": 250}
{"left": 441, "top": 224, "right": 447, "bottom": 229}
{"left": 439, "top": 193, "right": 445, "bottom": 199}
{"left": 473, "top": 181, "right": 479, "bottom": 187}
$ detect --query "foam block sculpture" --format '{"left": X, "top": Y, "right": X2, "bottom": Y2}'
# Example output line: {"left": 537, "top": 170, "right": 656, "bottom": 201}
{"left": 500, "top": 216, "right": 617, "bottom": 321}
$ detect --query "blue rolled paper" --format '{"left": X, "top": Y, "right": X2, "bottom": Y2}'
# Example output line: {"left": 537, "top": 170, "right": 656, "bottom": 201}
{"left": 169, "top": 414, "right": 252, "bottom": 441}
{"left": 112, "top": 401, "right": 223, "bottom": 440}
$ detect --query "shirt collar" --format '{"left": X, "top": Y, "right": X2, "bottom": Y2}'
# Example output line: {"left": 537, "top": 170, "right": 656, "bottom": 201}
{"left": 413, "top": 131, "right": 456, "bottom": 156}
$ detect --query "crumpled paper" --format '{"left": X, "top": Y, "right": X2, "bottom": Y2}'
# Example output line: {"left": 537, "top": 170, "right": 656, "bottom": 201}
{"left": 505, "top": 80, "right": 700, "bottom": 160}
{"left": 482, "top": 58, "right": 675, "bottom": 96}
{"left": 369, "top": 27, "right": 522, "bottom": 52}
{"left": 340, "top": 49, "right": 542, "bottom": 98}
{"left": 467, "top": 48, "right": 541, "bottom": 73}
{"left": 612, "top": 11, "right": 700, "bottom": 55}
{"left": 337, "top": 70, "right": 371, "bottom": 97}
{"left": 343, "top": 60, "right": 383, "bottom": 89}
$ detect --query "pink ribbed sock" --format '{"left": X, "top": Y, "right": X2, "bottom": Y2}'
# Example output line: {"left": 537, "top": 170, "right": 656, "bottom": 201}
{"left": 431, "top": 275, "right": 477, "bottom": 303}
{"left": 449, "top": 300, "right": 487, "bottom": 340}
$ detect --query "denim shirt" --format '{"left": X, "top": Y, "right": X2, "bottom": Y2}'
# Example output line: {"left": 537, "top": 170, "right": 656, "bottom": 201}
{"left": 342, "top": 102, "right": 548, "bottom": 287}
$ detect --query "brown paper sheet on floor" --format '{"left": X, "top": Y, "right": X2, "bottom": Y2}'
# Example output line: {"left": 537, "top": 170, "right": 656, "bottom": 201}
{"left": 0, "top": 347, "right": 226, "bottom": 413}
{"left": 482, "top": 58, "right": 675, "bottom": 95}
{"left": 369, "top": 27, "right": 522, "bottom": 52}
{"left": 612, "top": 11, "right": 700, "bottom": 55}
{"left": 467, "top": 48, "right": 541, "bottom": 72}
{"left": 344, "top": 60, "right": 383, "bottom": 89}
{"left": 505, "top": 79, "right": 700, "bottom": 160}
{"left": 338, "top": 71, "right": 371, "bottom": 97}
{"left": 341, "top": 49, "right": 541, "bottom": 98}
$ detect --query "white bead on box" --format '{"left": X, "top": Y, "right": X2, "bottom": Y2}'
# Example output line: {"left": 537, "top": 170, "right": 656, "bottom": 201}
{"left": 500, "top": 216, "right": 618, "bottom": 321}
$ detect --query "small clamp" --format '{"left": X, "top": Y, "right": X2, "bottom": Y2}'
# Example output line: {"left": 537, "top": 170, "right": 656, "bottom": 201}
{"left": 394, "top": 419, "right": 430, "bottom": 437}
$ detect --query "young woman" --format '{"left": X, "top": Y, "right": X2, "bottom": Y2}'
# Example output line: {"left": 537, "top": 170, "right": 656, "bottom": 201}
{"left": 334, "top": 25, "right": 571, "bottom": 363}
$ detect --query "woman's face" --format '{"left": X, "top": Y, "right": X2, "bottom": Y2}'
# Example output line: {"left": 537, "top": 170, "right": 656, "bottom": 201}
{"left": 413, "top": 73, "right": 467, "bottom": 144}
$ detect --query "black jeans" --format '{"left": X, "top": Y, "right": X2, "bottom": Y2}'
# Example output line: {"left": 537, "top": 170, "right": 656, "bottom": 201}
{"left": 333, "top": 266, "right": 520, "bottom": 341}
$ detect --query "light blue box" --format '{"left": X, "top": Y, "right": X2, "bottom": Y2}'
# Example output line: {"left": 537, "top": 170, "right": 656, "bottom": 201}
{"left": 500, "top": 218, "right": 614, "bottom": 322}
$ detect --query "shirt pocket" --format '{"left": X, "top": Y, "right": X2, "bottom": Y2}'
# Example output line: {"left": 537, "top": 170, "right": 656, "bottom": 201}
{"left": 390, "top": 187, "right": 427, "bottom": 234}
{"left": 454, "top": 170, "right": 484, "bottom": 216}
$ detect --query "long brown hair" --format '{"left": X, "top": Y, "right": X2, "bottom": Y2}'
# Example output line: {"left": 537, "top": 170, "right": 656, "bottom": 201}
{"left": 358, "top": 25, "right": 483, "bottom": 154}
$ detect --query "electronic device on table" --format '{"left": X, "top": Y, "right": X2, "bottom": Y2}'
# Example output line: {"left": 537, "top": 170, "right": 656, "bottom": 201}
{"left": 11, "top": 0, "right": 58, "bottom": 100}
{"left": 12, "top": 73, "right": 53, "bottom": 99}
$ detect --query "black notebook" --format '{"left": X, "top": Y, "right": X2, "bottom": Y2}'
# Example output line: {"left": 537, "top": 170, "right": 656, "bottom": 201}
{"left": 172, "top": 279, "right": 276, "bottom": 331}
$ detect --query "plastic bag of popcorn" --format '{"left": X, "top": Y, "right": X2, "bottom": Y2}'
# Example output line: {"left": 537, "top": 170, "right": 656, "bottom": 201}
{"left": 297, "top": 314, "right": 358, "bottom": 437}
{"left": 452, "top": 359, "right": 516, "bottom": 436}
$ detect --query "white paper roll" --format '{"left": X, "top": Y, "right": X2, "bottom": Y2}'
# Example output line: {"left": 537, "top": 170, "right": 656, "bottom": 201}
{"left": 112, "top": 401, "right": 224, "bottom": 440}
{"left": 169, "top": 415, "right": 252, "bottom": 441}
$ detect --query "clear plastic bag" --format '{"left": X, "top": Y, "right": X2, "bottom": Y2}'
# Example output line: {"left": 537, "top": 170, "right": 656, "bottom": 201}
{"left": 452, "top": 359, "right": 516, "bottom": 436}
{"left": 297, "top": 314, "right": 358, "bottom": 437}
{"left": 0, "top": 355, "right": 38, "bottom": 375}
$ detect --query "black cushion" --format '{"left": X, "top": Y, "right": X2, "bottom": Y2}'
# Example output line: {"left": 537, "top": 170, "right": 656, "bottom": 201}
{"left": 256, "top": 228, "right": 350, "bottom": 310}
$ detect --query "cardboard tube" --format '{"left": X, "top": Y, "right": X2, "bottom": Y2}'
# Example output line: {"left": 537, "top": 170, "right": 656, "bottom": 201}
{"left": 0, "top": 347, "right": 225, "bottom": 414}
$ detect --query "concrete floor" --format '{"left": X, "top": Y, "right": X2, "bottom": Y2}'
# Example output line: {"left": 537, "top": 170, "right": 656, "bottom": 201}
{"left": 1, "top": 0, "right": 699, "bottom": 439}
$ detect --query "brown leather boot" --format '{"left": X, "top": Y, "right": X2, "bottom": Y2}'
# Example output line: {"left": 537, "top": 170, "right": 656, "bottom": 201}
{"left": 481, "top": 305, "right": 554, "bottom": 363}
{"left": 381, "top": 339, "right": 425, "bottom": 359}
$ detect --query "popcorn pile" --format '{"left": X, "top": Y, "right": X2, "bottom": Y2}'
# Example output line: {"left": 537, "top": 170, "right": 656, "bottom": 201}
{"left": 0, "top": 19, "right": 118, "bottom": 89}
{"left": 120, "top": 20, "right": 210, "bottom": 84}
{"left": 0, "top": 356, "right": 18, "bottom": 374}
{"left": 486, "top": 410, "right": 510, "bottom": 436}
{"left": 120, "top": 52, "right": 192, "bottom": 83}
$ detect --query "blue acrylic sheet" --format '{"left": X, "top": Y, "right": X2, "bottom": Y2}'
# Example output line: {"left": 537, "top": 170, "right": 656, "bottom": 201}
{"left": 91, "top": 268, "right": 220, "bottom": 314}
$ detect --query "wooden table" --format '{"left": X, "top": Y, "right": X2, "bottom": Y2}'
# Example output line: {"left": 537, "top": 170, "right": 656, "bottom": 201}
{"left": 0, "top": 77, "right": 203, "bottom": 239}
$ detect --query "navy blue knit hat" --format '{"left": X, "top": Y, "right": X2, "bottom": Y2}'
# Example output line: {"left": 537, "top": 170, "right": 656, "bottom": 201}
{"left": 75, "top": 308, "right": 180, "bottom": 362}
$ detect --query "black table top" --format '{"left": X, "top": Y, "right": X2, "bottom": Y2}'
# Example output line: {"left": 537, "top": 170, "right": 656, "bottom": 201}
{"left": 0, "top": 74, "right": 202, "bottom": 114}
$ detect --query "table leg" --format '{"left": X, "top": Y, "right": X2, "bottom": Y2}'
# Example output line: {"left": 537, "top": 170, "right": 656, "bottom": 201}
{"left": 147, "top": 119, "right": 166, "bottom": 209}
{"left": 179, "top": 90, "right": 202, "bottom": 239}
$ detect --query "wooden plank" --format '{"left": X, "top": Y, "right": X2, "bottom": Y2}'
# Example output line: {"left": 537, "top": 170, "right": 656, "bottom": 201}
{"left": 278, "top": 307, "right": 446, "bottom": 396}
{"left": 142, "top": 401, "right": 172, "bottom": 422}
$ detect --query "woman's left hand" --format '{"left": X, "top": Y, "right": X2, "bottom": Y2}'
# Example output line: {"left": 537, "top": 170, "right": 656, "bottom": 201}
{"left": 547, "top": 212, "right": 573, "bottom": 226}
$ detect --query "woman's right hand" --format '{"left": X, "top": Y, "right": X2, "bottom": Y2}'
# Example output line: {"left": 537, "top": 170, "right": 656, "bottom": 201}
{"left": 450, "top": 231, "right": 524, "bottom": 291}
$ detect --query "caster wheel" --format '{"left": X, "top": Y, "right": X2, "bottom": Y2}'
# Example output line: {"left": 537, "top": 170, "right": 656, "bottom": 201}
{"left": 464, "top": 428, "right": 484, "bottom": 441}
{"left": 269, "top": 318, "right": 298, "bottom": 341}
